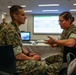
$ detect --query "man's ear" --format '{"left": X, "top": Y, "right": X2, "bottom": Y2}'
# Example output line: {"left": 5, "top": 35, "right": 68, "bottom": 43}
{"left": 13, "top": 14, "right": 18, "bottom": 20}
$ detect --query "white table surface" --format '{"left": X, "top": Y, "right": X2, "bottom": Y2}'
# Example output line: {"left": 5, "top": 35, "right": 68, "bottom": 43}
{"left": 23, "top": 41, "right": 61, "bottom": 60}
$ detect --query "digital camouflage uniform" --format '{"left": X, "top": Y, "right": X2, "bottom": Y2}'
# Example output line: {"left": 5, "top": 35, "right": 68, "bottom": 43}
{"left": 45, "top": 24, "right": 76, "bottom": 74}
{"left": 0, "top": 22, "right": 8, "bottom": 25}
{"left": 60, "top": 24, "right": 76, "bottom": 52}
{"left": 1, "top": 22, "right": 76, "bottom": 75}
{"left": 0, "top": 22, "right": 61, "bottom": 75}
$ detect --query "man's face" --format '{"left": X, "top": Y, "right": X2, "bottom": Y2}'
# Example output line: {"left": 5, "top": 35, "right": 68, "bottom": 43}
{"left": 16, "top": 9, "right": 27, "bottom": 25}
{"left": 3, "top": 18, "right": 6, "bottom": 23}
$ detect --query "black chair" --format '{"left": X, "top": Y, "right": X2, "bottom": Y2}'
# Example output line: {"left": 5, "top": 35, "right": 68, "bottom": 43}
{"left": 59, "top": 46, "right": 76, "bottom": 75}
{"left": 63, "top": 46, "right": 76, "bottom": 62}
{"left": 0, "top": 45, "right": 16, "bottom": 75}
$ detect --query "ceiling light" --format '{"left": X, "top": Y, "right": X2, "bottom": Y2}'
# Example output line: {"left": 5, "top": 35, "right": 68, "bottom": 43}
{"left": 25, "top": 10, "right": 33, "bottom": 12}
{"left": 21, "top": 5, "right": 26, "bottom": 7}
{"left": 7, "top": 5, "right": 26, "bottom": 8}
{"left": 38, "top": 4, "right": 59, "bottom": 6}
{"left": 4, "top": 13, "right": 6, "bottom": 14}
{"left": 73, "top": 4, "right": 76, "bottom": 5}
{"left": 7, "top": 6, "right": 11, "bottom": 8}
{"left": 70, "top": 9, "right": 76, "bottom": 11}
{"left": 42, "top": 10, "right": 59, "bottom": 12}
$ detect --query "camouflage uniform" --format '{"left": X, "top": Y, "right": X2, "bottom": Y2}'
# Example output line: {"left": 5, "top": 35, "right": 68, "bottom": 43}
{"left": 1, "top": 22, "right": 75, "bottom": 75}
{"left": 60, "top": 24, "right": 76, "bottom": 52}
{"left": 0, "top": 22, "right": 8, "bottom": 25}
{"left": 45, "top": 24, "right": 76, "bottom": 74}
{"left": 0, "top": 22, "right": 59, "bottom": 75}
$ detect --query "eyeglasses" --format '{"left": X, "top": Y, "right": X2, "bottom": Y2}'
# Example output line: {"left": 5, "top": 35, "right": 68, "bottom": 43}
{"left": 58, "top": 20, "right": 66, "bottom": 23}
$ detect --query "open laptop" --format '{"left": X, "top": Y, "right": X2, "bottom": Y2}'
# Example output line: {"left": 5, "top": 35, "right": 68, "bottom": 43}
{"left": 20, "top": 31, "right": 31, "bottom": 43}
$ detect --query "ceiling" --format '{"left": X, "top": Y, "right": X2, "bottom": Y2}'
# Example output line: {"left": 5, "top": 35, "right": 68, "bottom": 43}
{"left": 0, "top": 0, "right": 76, "bottom": 15}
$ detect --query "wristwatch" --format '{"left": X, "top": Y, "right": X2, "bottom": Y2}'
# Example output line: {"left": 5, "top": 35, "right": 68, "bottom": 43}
{"left": 26, "top": 51, "right": 30, "bottom": 56}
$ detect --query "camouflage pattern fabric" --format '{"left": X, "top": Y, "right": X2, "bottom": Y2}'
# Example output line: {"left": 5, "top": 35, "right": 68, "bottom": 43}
{"left": 45, "top": 54, "right": 62, "bottom": 75}
{"left": 45, "top": 25, "right": 76, "bottom": 75}
{"left": 61, "top": 24, "right": 76, "bottom": 40}
{"left": 17, "top": 60, "right": 62, "bottom": 75}
{"left": 60, "top": 24, "right": 76, "bottom": 52}
{"left": 1, "top": 22, "right": 76, "bottom": 75}
{"left": 45, "top": 54, "right": 62, "bottom": 65}
{"left": 0, "top": 22, "right": 62, "bottom": 75}
{"left": 16, "top": 60, "right": 51, "bottom": 75}
{"left": 0, "top": 22, "right": 8, "bottom": 25}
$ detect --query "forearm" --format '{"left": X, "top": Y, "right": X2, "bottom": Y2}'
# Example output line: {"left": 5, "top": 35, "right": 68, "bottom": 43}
{"left": 54, "top": 39, "right": 76, "bottom": 47}
{"left": 22, "top": 46, "right": 39, "bottom": 56}
{"left": 15, "top": 52, "right": 41, "bottom": 61}
{"left": 45, "top": 36, "right": 76, "bottom": 47}
{"left": 22, "top": 46, "right": 30, "bottom": 55}
{"left": 15, "top": 53, "right": 32, "bottom": 60}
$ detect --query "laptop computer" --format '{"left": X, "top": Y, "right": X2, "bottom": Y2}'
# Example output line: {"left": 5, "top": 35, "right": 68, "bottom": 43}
{"left": 20, "top": 31, "right": 31, "bottom": 43}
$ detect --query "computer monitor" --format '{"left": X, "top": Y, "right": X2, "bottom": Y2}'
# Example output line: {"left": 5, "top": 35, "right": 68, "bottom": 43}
{"left": 20, "top": 31, "right": 30, "bottom": 42}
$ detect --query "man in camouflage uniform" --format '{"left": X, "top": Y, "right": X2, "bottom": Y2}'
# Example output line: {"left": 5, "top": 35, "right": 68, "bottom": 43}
{"left": 0, "top": 5, "right": 59, "bottom": 75}
{"left": 0, "top": 18, "right": 8, "bottom": 25}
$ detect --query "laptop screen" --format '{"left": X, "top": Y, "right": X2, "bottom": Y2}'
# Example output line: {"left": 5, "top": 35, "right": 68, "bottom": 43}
{"left": 20, "top": 31, "right": 30, "bottom": 41}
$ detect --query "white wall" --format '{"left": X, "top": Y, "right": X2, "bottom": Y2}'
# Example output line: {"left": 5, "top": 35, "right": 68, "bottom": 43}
{"left": 19, "top": 19, "right": 27, "bottom": 31}
{"left": 3, "top": 13, "right": 76, "bottom": 40}
{"left": 72, "top": 14, "right": 76, "bottom": 25}
{"left": 0, "top": 10, "right": 2, "bottom": 23}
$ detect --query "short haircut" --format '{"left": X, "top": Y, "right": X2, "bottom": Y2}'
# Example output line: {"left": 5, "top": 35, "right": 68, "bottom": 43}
{"left": 10, "top": 5, "right": 23, "bottom": 19}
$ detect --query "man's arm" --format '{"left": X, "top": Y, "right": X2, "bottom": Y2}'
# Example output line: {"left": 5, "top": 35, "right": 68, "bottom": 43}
{"left": 15, "top": 46, "right": 41, "bottom": 61}
{"left": 22, "top": 46, "right": 40, "bottom": 57}
{"left": 5, "top": 26, "right": 41, "bottom": 61}
{"left": 15, "top": 52, "right": 41, "bottom": 61}
{"left": 22, "top": 46, "right": 29, "bottom": 55}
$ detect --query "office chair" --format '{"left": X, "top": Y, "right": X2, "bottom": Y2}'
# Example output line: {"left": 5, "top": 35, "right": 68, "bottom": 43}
{"left": 63, "top": 46, "right": 76, "bottom": 62}
{"left": 0, "top": 45, "right": 16, "bottom": 75}
{"left": 67, "top": 58, "right": 76, "bottom": 75}
{"left": 59, "top": 46, "right": 76, "bottom": 75}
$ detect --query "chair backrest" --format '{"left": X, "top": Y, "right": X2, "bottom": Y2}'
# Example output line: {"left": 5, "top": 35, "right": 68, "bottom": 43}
{"left": 63, "top": 46, "right": 76, "bottom": 62}
{"left": 59, "top": 46, "right": 76, "bottom": 75}
{"left": 0, "top": 45, "right": 16, "bottom": 75}
{"left": 67, "top": 58, "right": 76, "bottom": 75}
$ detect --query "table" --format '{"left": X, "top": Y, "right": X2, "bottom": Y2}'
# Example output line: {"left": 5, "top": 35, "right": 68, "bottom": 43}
{"left": 23, "top": 42, "right": 61, "bottom": 60}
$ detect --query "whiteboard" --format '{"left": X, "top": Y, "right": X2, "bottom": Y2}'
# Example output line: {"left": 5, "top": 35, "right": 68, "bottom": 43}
{"left": 34, "top": 15, "right": 63, "bottom": 34}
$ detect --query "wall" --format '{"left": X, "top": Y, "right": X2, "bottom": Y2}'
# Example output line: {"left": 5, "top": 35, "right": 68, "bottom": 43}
{"left": 72, "top": 14, "right": 76, "bottom": 24}
{"left": 0, "top": 10, "right": 2, "bottom": 23}
{"left": 27, "top": 14, "right": 76, "bottom": 40}
{"left": 4, "top": 13, "right": 76, "bottom": 40}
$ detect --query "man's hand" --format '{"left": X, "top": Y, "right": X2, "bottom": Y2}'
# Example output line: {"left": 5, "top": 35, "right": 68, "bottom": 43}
{"left": 32, "top": 55, "right": 41, "bottom": 60}
{"left": 29, "top": 53, "right": 41, "bottom": 60}
{"left": 30, "top": 54, "right": 41, "bottom": 60}
{"left": 29, "top": 53, "right": 39, "bottom": 57}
